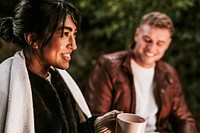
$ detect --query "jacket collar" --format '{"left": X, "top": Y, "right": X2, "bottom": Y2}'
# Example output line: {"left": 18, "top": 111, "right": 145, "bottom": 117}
{"left": 122, "top": 48, "right": 135, "bottom": 75}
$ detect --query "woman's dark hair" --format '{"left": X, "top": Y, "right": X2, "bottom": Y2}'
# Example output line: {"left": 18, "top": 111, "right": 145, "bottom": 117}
{"left": 0, "top": 0, "right": 81, "bottom": 49}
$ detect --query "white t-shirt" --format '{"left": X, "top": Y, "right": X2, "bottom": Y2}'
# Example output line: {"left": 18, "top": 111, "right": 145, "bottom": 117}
{"left": 131, "top": 59, "right": 158, "bottom": 132}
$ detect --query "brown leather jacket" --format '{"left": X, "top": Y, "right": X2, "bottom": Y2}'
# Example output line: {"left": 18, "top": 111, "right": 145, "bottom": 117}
{"left": 84, "top": 49, "right": 197, "bottom": 133}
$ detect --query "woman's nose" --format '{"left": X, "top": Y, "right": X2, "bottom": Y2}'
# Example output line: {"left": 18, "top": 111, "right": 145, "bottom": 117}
{"left": 69, "top": 35, "right": 77, "bottom": 50}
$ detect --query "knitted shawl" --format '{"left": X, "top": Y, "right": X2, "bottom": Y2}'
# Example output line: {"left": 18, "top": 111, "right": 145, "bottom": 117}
{"left": 0, "top": 51, "right": 91, "bottom": 133}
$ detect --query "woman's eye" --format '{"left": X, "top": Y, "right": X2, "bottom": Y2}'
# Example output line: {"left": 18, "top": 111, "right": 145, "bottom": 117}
{"left": 60, "top": 31, "right": 77, "bottom": 38}
{"left": 60, "top": 32, "right": 68, "bottom": 37}
{"left": 63, "top": 32, "right": 69, "bottom": 37}
{"left": 74, "top": 32, "right": 77, "bottom": 38}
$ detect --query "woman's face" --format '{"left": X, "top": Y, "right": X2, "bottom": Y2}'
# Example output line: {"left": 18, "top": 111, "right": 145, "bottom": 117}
{"left": 39, "top": 15, "right": 77, "bottom": 70}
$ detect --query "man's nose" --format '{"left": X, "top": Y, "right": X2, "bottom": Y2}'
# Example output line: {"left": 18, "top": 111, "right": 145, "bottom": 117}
{"left": 147, "top": 42, "right": 157, "bottom": 51}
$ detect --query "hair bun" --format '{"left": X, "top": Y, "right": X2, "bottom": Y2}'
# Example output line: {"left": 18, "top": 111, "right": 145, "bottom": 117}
{"left": 0, "top": 17, "right": 15, "bottom": 42}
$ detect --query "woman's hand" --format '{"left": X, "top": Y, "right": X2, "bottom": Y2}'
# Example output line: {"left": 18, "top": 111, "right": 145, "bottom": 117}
{"left": 94, "top": 110, "right": 123, "bottom": 133}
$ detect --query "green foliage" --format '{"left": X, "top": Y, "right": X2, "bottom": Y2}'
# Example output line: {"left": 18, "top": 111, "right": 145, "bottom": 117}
{"left": 70, "top": 0, "right": 200, "bottom": 130}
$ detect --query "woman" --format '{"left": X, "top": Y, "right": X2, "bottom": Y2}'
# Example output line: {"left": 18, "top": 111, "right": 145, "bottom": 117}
{"left": 0, "top": 0, "right": 121, "bottom": 132}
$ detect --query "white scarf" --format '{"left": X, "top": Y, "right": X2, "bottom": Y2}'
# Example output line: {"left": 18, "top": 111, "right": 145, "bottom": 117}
{"left": 0, "top": 51, "right": 91, "bottom": 133}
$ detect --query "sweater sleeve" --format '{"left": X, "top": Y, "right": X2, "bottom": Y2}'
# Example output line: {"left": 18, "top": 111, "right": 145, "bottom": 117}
{"left": 78, "top": 116, "right": 98, "bottom": 133}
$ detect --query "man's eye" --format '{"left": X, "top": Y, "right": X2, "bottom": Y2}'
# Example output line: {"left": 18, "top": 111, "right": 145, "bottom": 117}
{"left": 143, "top": 36, "right": 151, "bottom": 43}
{"left": 144, "top": 38, "right": 151, "bottom": 43}
{"left": 157, "top": 42, "right": 164, "bottom": 46}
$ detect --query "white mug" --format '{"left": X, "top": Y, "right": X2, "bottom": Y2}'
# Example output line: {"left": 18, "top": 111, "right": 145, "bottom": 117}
{"left": 115, "top": 113, "right": 146, "bottom": 133}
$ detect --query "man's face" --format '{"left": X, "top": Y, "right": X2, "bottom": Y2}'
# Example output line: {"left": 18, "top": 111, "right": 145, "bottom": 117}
{"left": 133, "top": 24, "right": 172, "bottom": 68}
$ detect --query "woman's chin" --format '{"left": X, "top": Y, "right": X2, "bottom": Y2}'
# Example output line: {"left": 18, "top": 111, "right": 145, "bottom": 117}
{"left": 56, "top": 64, "right": 70, "bottom": 70}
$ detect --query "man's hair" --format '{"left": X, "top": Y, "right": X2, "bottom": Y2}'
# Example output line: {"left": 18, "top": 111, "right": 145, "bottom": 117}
{"left": 139, "top": 11, "right": 174, "bottom": 34}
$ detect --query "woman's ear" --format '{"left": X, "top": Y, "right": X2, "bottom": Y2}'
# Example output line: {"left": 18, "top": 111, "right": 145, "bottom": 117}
{"left": 24, "top": 33, "right": 38, "bottom": 49}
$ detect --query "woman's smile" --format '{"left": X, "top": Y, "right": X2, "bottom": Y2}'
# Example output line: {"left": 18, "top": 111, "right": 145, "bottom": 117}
{"left": 61, "top": 53, "right": 71, "bottom": 62}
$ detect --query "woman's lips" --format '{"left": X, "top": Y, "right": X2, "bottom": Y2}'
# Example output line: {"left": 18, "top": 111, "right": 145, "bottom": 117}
{"left": 62, "top": 53, "right": 71, "bottom": 61}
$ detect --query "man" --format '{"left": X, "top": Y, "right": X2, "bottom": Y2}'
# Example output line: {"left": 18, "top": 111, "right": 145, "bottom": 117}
{"left": 84, "top": 12, "right": 197, "bottom": 133}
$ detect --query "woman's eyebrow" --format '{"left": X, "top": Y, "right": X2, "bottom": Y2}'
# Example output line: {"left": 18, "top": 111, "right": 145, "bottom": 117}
{"left": 57, "top": 26, "right": 77, "bottom": 32}
{"left": 57, "top": 26, "right": 72, "bottom": 31}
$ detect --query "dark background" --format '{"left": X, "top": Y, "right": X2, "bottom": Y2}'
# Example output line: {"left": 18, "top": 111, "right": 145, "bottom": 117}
{"left": 1, "top": 0, "right": 200, "bottom": 131}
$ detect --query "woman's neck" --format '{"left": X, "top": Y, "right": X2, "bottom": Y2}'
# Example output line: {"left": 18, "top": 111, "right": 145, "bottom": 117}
{"left": 25, "top": 52, "right": 49, "bottom": 78}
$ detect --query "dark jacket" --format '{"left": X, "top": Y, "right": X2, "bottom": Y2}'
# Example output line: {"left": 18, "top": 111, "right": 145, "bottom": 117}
{"left": 84, "top": 49, "right": 197, "bottom": 133}
{"left": 29, "top": 69, "right": 96, "bottom": 133}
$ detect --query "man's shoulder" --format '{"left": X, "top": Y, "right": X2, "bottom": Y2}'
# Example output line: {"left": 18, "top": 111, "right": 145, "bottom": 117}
{"left": 157, "top": 60, "right": 176, "bottom": 72}
{"left": 156, "top": 60, "right": 179, "bottom": 83}
{"left": 99, "top": 50, "right": 128, "bottom": 62}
